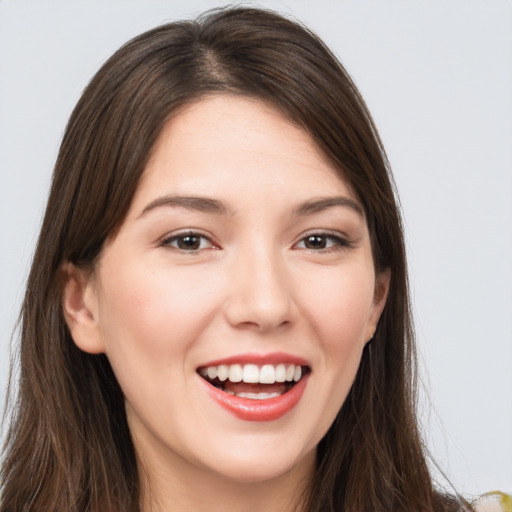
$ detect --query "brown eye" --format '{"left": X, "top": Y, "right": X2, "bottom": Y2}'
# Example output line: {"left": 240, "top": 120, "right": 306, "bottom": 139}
{"left": 177, "top": 235, "right": 201, "bottom": 250}
{"left": 295, "top": 233, "right": 350, "bottom": 251}
{"left": 304, "top": 235, "right": 327, "bottom": 249}
{"left": 163, "top": 232, "right": 213, "bottom": 251}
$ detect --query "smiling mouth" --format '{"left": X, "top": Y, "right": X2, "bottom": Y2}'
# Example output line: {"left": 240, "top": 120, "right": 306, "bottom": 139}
{"left": 198, "top": 363, "right": 311, "bottom": 399}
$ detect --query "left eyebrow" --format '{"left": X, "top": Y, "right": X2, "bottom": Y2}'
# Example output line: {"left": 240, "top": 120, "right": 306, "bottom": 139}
{"left": 294, "top": 196, "right": 364, "bottom": 217}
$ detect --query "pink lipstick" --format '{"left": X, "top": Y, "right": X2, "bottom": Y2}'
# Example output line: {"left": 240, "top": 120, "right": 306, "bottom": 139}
{"left": 200, "top": 373, "right": 309, "bottom": 421}
{"left": 197, "top": 353, "right": 310, "bottom": 421}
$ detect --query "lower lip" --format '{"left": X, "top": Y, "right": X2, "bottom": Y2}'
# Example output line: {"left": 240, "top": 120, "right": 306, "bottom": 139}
{"left": 201, "top": 375, "right": 309, "bottom": 422}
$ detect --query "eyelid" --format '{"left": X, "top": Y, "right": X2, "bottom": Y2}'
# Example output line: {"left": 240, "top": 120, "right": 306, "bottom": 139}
{"left": 160, "top": 229, "right": 219, "bottom": 251}
{"left": 293, "top": 230, "right": 353, "bottom": 251}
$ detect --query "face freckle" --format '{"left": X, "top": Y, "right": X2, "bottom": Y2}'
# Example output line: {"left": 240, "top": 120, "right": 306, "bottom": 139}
{"left": 79, "top": 95, "right": 389, "bottom": 490}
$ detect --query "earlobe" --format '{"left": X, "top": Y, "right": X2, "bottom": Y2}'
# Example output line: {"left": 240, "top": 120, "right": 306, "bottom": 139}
{"left": 367, "top": 268, "right": 391, "bottom": 342}
{"left": 375, "top": 268, "right": 391, "bottom": 308}
{"left": 61, "top": 263, "right": 105, "bottom": 354}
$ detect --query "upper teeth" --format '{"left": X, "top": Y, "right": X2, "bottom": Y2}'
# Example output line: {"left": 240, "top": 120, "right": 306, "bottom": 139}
{"left": 200, "top": 363, "right": 302, "bottom": 384}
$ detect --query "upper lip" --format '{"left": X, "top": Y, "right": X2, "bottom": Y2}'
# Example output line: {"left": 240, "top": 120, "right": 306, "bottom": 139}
{"left": 197, "top": 352, "right": 310, "bottom": 369}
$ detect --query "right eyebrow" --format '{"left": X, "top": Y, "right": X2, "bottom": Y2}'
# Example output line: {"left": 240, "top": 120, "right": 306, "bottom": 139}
{"left": 137, "top": 195, "right": 233, "bottom": 219}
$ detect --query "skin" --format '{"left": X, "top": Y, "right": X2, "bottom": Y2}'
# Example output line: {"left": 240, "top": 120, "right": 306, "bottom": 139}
{"left": 63, "top": 95, "right": 389, "bottom": 512}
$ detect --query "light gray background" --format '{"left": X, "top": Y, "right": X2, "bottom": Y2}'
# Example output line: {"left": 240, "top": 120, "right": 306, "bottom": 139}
{"left": 1, "top": 0, "right": 511, "bottom": 497}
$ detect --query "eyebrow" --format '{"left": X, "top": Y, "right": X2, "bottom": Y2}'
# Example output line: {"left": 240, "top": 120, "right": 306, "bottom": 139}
{"left": 138, "top": 194, "right": 364, "bottom": 219}
{"left": 139, "top": 195, "right": 232, "bottom": 218}
{"left": 294, "top": 196, "right": 364, "bottom": 217}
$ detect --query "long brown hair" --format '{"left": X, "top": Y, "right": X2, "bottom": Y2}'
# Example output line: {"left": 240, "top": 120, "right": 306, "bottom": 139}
{"left": 1, "top": 7, "right": 470, "bottom": 512}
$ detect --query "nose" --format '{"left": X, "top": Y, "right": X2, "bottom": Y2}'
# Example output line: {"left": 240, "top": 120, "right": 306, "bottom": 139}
{"left": 223, "top": 245, "right": 296, "bottom": 332}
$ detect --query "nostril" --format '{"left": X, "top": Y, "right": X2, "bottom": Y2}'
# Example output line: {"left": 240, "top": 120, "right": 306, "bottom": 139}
{"left": 222, "top": 267, "right": 295, "bottom": 331}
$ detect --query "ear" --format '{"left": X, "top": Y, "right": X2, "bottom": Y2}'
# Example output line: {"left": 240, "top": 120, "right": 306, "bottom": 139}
{"left": 61, "top": 263, "right": 105, "bottom": 354}
{"left": 366, "top": 268, "right": 391, "bottom": 342}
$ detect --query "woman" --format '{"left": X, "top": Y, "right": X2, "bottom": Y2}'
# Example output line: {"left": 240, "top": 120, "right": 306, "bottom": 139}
{"left": 0, "top": 6, "right": 497, "bottom": 512}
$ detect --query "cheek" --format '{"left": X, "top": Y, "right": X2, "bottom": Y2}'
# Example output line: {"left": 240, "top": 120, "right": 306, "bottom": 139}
{"left": 96, "top": 262, "right": 224, "bottom": 373}
{"left": 297, "top": 263, "right": 376, "bottom": 349}
{"left": 296, "top": 263, "right": 375, "bottom": 418}
{"left": 288, "top": 268, "right": 375, "bottom": 444}
{"left": 95, "top": 262, "right": 228, "bottom": 433}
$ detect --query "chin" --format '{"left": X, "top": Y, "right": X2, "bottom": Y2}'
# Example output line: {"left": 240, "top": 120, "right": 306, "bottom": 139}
{"left": 197, "top": 441, "right": 316, "bottom": 485}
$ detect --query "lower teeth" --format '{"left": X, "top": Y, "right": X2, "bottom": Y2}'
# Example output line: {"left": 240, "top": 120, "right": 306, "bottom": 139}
{"left": 225, "top": 391, "right": 282, "bottom": 400}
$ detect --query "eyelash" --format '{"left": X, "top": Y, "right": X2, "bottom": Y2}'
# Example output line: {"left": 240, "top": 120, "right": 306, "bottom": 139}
{"left": 161, "top": 231, "right": 215, "bottom": 252}
{"left": 161, "top": 230, "right": 351, "bottom": 253}
{"left": 294, "top": 232, "right": 352, "bottom": 252}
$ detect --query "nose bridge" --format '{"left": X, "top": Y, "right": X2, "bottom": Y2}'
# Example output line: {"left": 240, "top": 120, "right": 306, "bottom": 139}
{"left": 224, "top": 239, "right": 294, "bottom": 331}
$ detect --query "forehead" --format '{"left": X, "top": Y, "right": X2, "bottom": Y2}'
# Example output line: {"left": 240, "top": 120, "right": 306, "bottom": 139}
{"left": 130, "top": 95, "right": 357, "bottom": 213}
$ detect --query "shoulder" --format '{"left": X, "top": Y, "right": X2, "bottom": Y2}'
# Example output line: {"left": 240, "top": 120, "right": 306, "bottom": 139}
{"left": 473, "top": 492, "right": 512, "bottom": 512}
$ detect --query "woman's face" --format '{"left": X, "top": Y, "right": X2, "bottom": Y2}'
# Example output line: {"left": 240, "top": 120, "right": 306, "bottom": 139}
{"left": 66, "top": 96, "right": 388, "bottom": 487}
